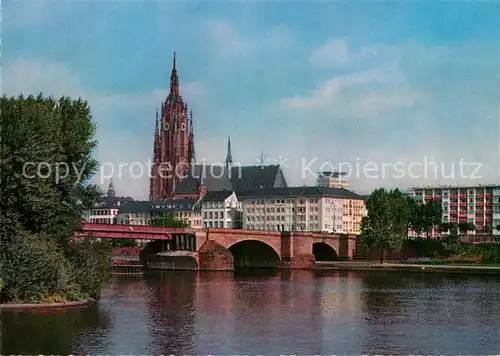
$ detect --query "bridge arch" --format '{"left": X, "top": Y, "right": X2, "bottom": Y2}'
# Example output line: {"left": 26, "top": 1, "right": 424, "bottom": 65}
{"left": 228, "top": 240, "right": 281, "bottom": 269}
{"left": 313, "top": 242, "right": 339, "bottom": 261}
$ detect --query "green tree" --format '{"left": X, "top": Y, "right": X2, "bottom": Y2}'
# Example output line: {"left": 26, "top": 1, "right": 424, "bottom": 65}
{"left": 0, "top": 94, "right": 110, "bottom": 303}
{"left": 483, "top": 225, "right": 492, "bottom": 235}
{"left": 361, "top": 188, "right": 406, "bottom": 263}
{"left": 407, "top": 197, "right": 425, "bottom": 238}
{"left": 151, "top": 212, "right": 189, "bottom": 228}
{"left": 422, "top": 199, "right": 442, "bottom": 239}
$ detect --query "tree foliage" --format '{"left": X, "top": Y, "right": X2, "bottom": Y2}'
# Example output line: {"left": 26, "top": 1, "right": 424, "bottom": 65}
{"left": 361, "top": 189, "right": 443, "bottom": 262}
{"left": 151, "top": 212, "right": 189, "bottom": 228}
{"left": 361, "top": 189, "right": 407, "bottom": 263}
{"left": 0, "top": 94, "right": 110, "bottom": 303}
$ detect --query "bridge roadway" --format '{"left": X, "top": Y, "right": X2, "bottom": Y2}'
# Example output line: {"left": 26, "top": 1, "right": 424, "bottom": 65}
{"left": 78, "top": 223, "right": 359, "bottom": 270}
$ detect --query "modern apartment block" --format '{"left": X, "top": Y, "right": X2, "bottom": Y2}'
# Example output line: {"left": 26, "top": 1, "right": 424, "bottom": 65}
{"left": 408, "top": 184, "right": 500, "bottom": 237}
{"left": 316, "top": 171, "right": 349, "bottom": 190}
{"left": 239, "top": 187, "right": 366, "bottom": 234}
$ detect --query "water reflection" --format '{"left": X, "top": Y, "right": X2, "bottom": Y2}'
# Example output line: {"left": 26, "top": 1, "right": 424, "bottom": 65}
{"left": 1, "top": 302, "right": 111, "bottom": 354}
{"left": 2, "top": 270, "right": 500, "bottom": 354}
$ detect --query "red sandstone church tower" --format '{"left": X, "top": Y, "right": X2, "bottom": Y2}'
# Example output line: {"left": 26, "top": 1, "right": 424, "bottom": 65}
{"left": 150, "top": 53, "right": 195, "bottom": 200}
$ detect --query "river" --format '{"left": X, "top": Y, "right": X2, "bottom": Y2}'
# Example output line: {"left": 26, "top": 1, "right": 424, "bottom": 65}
{"left": 2, "top": 270, "right": 500, "bottom": 354}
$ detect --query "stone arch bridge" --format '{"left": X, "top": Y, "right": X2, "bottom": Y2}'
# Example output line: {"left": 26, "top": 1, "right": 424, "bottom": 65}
{"left": 79, "top": 224, "right": 358, "bottom": 270}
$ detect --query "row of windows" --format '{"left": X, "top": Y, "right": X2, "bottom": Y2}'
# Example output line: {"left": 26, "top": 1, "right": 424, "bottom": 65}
{"left": 203, "top": 211, "right": 225, "bottom": 219}
{"left": 89, "top": 218, "right": 116, "bottom": 224}
{"left": 203, "top": 201, "right": 240, "bottom": 209}
{"left": 89, "top": 209, "right": 116, "bottom": 216}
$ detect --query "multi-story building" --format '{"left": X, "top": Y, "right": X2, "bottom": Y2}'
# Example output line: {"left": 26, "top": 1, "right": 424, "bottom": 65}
{"left": 199, "top": 190, "right": 243, "bottom": 228}
{"left": 239, "top": 187, "right": 366, "bottom": 234}
{"left": 316, "top": 171, "right": 349, "bottom": 190}
{"left": 83, "top": 179, "right": 134, "bottom": 224}
{"left": 116, "top": 199, "right": 202, "bottom": 228}
{"left": 408, "top": 184, "right": 500, "bottom": 237}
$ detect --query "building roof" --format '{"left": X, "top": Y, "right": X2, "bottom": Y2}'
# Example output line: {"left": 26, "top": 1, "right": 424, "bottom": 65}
{"left": 317, "top": 171, "right": 347, "bottom": 178}
{"left": 409, "top": 184, "right": 500, "bottom": 190}
{"left": 174, "top": 164, "right": 287, "bottom": 194}
{"left": 200, "top": 190, "right": 234, "bottom": 202}
{"left": 90, "top": 195, "right": 134, "bottom": 209}
{"left": 118, "top": 198, "right": 198, "bottom": 214}
{"left": 237, "top": 186, "right": 364, "bottom": 200}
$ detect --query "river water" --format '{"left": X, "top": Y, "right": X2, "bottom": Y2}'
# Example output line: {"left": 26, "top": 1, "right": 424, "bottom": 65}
{"left": 2, "top": 270, "right": 500, "bottom": 354}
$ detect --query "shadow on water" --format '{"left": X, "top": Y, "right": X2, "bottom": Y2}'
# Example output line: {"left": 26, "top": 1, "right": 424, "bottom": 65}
{"left": 233, "top": 267, "right": 281, "bottom": 278}
{"left": 0, "top": 303, "right": 111, "bottom": 355}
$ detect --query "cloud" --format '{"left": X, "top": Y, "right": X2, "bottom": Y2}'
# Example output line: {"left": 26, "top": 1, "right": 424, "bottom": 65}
{"left": 310, "top": 38, "right": 350, "bottom": 67}
{"left": 281, "top": 65, "right": 425, "bottom": 118}
{"left": 2, "top": 59, "right": 207, "bottom": 199}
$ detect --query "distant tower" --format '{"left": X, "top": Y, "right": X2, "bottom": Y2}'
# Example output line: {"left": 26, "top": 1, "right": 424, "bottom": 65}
{"left": 107, "top": 178, "right": 116, "bottom": 198}
{"left": 187, "top": 110, "right": 195, "bottom": 164}
{"left": 149, "top": 52, "right": 192, "bottom": 200}
{"left": 225, "top": 136, "right": 233, "bottom": 168}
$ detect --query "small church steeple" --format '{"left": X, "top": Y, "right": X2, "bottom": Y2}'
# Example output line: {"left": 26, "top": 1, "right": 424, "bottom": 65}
{"left": 107, "top": 178, "right": 116, "bottom": 198}
{"left": 225, "top": 136, "right": 233, "bottom": 168}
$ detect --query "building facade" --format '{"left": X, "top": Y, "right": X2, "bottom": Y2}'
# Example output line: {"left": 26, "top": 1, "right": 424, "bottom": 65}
{"left": 240, "top": 187, "right": 366, "bottom": 234}
{"left": 200, "top": 190, "right": 243, "bottom": 228}
{"left": 83, "top": 179, "right": 134, "bottom": 224}
{"left": 116, "top": 199, "right": 202, "bottom": 228}
{"left": 408, "top": 184, "right": 500, "bottom": 237}
{"left": 150, "top": 53, "right": 196, "bottom": 200}
{"left": 316, "top": 171, "right": 349, "bottom": 190}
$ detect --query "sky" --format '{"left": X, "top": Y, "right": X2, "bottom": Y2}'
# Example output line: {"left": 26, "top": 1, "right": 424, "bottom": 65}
{"left": 3, "top": 0, "right": 499, "bottom": 199}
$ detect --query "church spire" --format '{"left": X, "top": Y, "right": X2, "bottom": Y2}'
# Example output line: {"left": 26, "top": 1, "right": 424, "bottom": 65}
{"left": 225, "top": 136, "right": 233, "bottom": 168}
{"left": 169, "top": 51, "right": 179, "bottom": 97}
{"left": 107, "top": 178, "right": 116, "bottom": 198}
{"left": 188, "top": 110, "right": 195, "bottom": 164}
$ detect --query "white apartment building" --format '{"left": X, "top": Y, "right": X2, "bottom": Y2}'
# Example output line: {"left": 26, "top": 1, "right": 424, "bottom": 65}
{"left": 200, "top": 190, "right": 242, "bottom": 228}
{"left": 408, "top": 184, "right": 500, "bottom": 237}
{"left": 240, "top": 187, "right": 366, "bottom": 234}
{"left": 316, "top": 171, "right": 349, "bottom": 190}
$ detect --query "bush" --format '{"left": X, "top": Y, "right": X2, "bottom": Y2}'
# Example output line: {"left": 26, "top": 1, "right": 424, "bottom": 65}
{"left": 0, "top": 232, "right": 73, "bottom": 303}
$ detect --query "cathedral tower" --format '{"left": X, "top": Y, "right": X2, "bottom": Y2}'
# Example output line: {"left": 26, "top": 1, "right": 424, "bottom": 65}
{"left": 150, "top": 52, "right": 195, "bottom": 200}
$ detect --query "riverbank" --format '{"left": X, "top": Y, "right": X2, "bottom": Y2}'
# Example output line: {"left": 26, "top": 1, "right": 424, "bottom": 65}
{"left": 0, "top": 299, "right": 93, "bottom": 311}
{"left": 313, "top": 261, "right": 500, "bottom": 275}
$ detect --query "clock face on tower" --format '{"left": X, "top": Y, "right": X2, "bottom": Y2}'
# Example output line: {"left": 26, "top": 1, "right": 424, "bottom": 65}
{"left": 180, "top": 123, "right": 186, "bottom": 131}
{"left": 164, "top": 122, "right": 169, "bottom": 131}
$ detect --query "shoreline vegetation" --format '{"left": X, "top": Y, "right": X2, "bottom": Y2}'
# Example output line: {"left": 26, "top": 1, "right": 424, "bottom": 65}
{"left": 0, "top": 298, "right": 93, "bottom": 311}
{"left": 0, "top": 94, "right": 112, "bottom": 305}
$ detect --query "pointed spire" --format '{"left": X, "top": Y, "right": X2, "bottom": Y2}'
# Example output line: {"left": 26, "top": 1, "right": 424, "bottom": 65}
{"left": 169, "top": 51, "right": 179, "bottom": 97}
{"left": 225, "top": 136, "right": 233, "bottom": 168}
{"left": 260, "top": 152, "right": 265, "bottom": 170}
{"left": 107, "top": 178, "right": 116, "bottom": 198}
{"left": 188, "top": 110, "right": 195, "bottom": 164}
